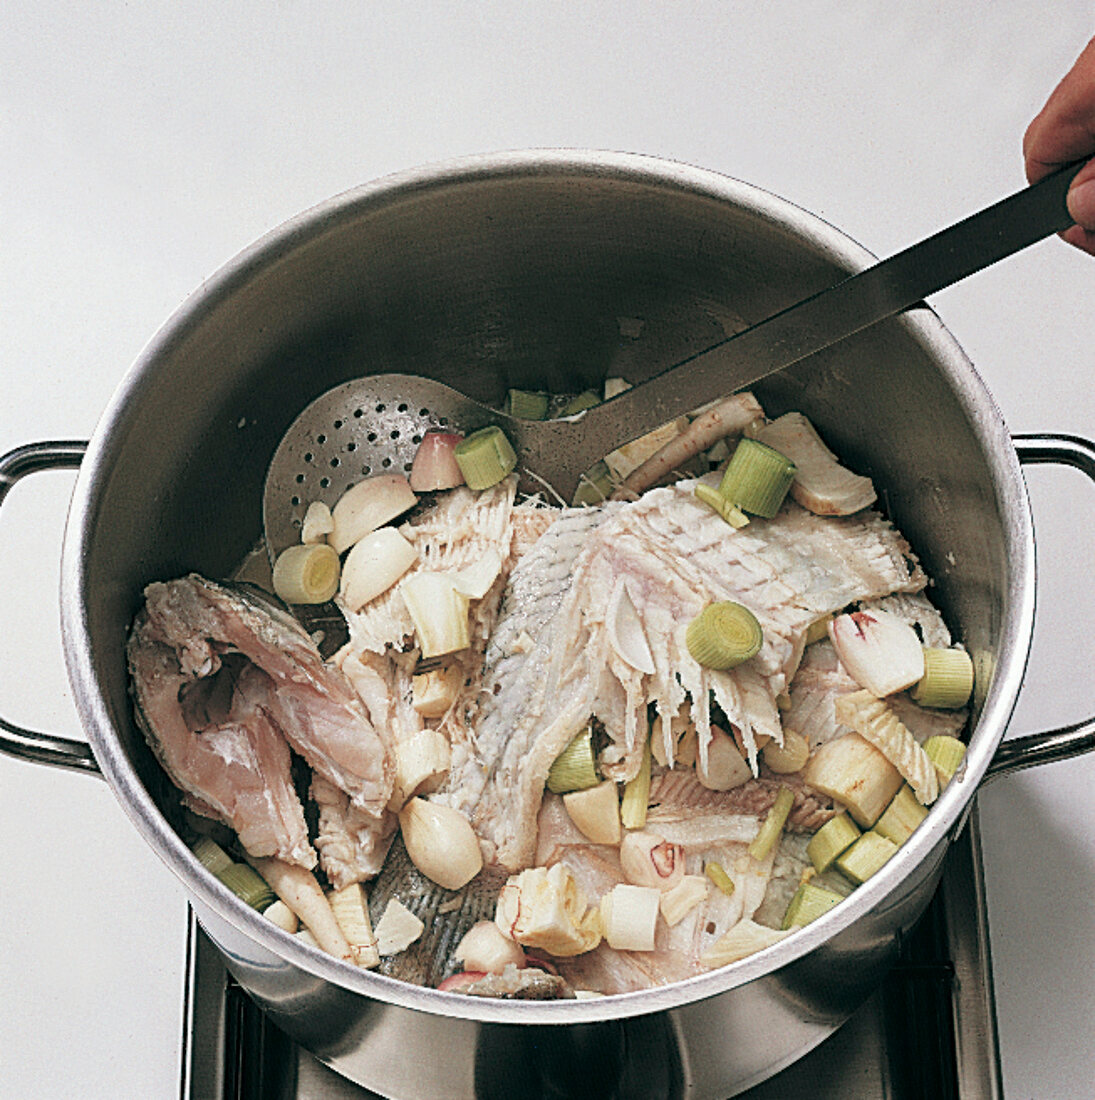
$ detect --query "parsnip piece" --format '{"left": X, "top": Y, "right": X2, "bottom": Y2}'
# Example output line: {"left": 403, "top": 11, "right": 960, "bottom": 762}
{"left": 375, "top": 898, "right": 425, "bottom": 956}
{"left": 611, "top": 392, "right": 766, "bottom": 498}
{"left": 387, "top": 729, "right": 452, "bottom": 810}
{"left": 604, "top": 418, "right": 688, "bottom": 482}
{"left": 700, "top": 919, "right": 791, "bottom": 968}
{"left": 834, "top": 691, "right": 939, "bottom": 805}
{"left": 411, "top": 665, "right": 463, "bottom": 718}
{"left": 802, "top": 733, "right": 903, "bottom": 827}
{"left": 756, "top": 412, "right": 876, "bottom": 515}
{"left": 246, "top": 856, "right": 352, "bottom": 962}
{"left": 263, "top": 899, "right": 299, "bottom": 934}
{"left": 659, "top": 874, "right": 709, "bottom": 926}
{"left": 697, "top": 726, "right": 752, "bottom": 791}
{"left": 399, "top": 572, "right": 471, "bottom": 658}
{"left": 328, "top": 883, "right": 380, "bottom": 968}
{"left": 494, "top": 864, "right": 602, "bottom": 956}
{"left": 562, "top": 781, "right": 622, "bottom": 844}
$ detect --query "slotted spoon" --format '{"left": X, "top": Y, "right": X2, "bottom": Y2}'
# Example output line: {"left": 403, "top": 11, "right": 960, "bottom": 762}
{"left": 264, "top": 161, "right": 1081, "bottom": 556}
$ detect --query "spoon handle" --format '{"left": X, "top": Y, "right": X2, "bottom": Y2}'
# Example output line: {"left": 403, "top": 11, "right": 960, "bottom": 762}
{"left": 521, "top": 160, "right": 1084, "bottom": 496}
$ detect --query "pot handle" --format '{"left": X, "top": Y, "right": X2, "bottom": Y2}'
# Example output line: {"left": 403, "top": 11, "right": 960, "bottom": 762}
{"left": 0, "top": 441, "right": 100, "bottom": 775}
{"left": 986, "top": 433, "right": 1095, "bottom": 780}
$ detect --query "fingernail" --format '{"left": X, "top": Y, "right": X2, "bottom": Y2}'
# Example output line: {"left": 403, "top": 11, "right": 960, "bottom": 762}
{"left": 1067, "top": 179, "right": 1095, "bottom": 230}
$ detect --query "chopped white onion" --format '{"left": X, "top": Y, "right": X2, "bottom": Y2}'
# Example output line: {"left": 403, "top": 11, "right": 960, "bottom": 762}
{"left": 300, "top": 500, "right": 334, "bottom": 544}
{"left": 829, "top": 609, "right": 925, "bottom": 697}
{"left": 607, "top": 578, "right": 656, "bottom": 674}
{"left": 450, "top": 548, "right": 503, "bottom": 600}
{"left": 398, "top": 797, "right": 483, "bottom": 890}
{"left": 454, "top": 921, "right": 526, "bottom": 974}
{"left": 374, "top": 899, "right": 425, "bottom": 956}
{"left": 329, "top": 474, "right": 417, "bottom": 554}
{"left": 409, "top": 431, "right": 466, "bottom": 492}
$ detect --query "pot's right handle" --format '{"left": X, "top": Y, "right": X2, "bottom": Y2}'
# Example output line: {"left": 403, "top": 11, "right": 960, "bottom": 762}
{"left": 986, "top": 433, "right": 1095, "bottom": 780}
{"left": 0, "top": 441, "right": 100, "bottom": 775}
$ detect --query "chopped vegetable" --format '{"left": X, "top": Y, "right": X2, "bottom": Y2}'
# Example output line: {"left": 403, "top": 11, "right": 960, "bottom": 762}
{"left": 835, "top": 831, "right": 899, "bottom": 884}
{"left": 217, "top": 862, "right": 277, "bottom": 911}
{"left": 399, "top": 572, "right": 471, "bottom": 657}
{"left": 761, "top": 729, "right": 810, "bottom": 774}
{"left": 262, "top": 899, "right": 299, "bottom": 934}
{"left": 559, "top": 390, "right": 601, "bottom": 416}
{"left": 603, "top": 376, "right": 632, "bottom": 399}
{"left": 748, "top": 786, "right": 794, "bottom": 860}
{"left": 409, "top": 431, "right": 466, "bottom": 492}
{"left": 700, "top": 920, "right": 790, "bottom": 967}
{"left": 339, "top": 527, "right": 417, "bottom": 612}
{"left": 398, "top": 797, "right": 483, "bottom": 890}
{"left": 600, "top": 884, "right": 660, "bottom": 952}
{"left": 620, "top": 832, "right": 685, "bottom": 892}
{"left": 300, "top": 500, "right": 334, "bottom": 544}
{"left": 696, "top": 726, "right": 752, "bottom": 790}
{"left": 328, "top": 883, "right": 380, "bottom": 968}
{"left": 694, "top": 483, "right": 750, "bottom": 528}
{"left": 571, "top": 460, "right": 615, "bottom": 507}
{"left": 272, "top": 543, "right": 340, "bottom": 604}
{"left": 607, "top": 579, "right": 656, "bottom": 674}
{"left": 191, "top": 836, "right": 234, "bottom": 876}
{"left": 411, "top": 664, "right": 463, "bottom": 718}
{"left": 802, "top": 733, "right": 903, "bottom": 827}
{"left": 923, "top": 735, "right": 967, "bottom": 785}
{"left": 604, "top": 419, "right": 687, "bottom": 482}
{"left": 562, "top": 781, "right": 622, "bottom": 845}
{"left": 756, "top": 412, "right": 877, "bottom": 516}
{"left": 804, "top": 614, "right": 833, "bottom": 646}
{"left": 873, "top": 785, "right": 928, "bottom": 846}
{"left": 704, "top": 861, "right": 736, "bottom": 897}
{"left": 449, "top": 548, "right": 504, "bottom": 599}
{"left": 375, "top": 898, "right": 425, "bottom": 956}
{"left": 247, "top": 857, "right": 353, "bottom": 962}
{"left": 717, "top": 438, "right": 796, "bottom": 518}
{"left": 546, "top": 727, "right": 600, "bottom": 794}
{"left": 651, "top": 712, "right": 698, "bottom": 769}
{"left": 387, "top": 729, "right": 452, "bottom": 810}
{"left": 829, "top": 609, "right": 925, "bottom": 698}
{"left": 781, "top": 882, "right": 845, "bottom": 929}
{"left": 619, "top": 736, "right": 652, "bottom": 830}
{"left": 806, "top": 813, "right": 861, "bottom": 873}
{"left": 494, "top": 864, "right": 602, "bottom": 956}
{"left": 911, "top": 648, "right": 975, "bottom": 709}
{"left": 686, "top": 600, "right": 763, "bottom": 670}
{"left": 505, "top": 389, "right": 550, "bottom": 420}
{"left": 329, "top": 473, "right": 417, "bottom": 554}
{"left": 834, "top": 691, "right": 939, "bottom": 805}
{"left": 455, "top": 921, "right": 526, "bottom": 974}
{"left": 659, "top": 875, "right": 708, "bottom": 926}
{"left": 454, "top": 426, "right": 517, "bottom": 490}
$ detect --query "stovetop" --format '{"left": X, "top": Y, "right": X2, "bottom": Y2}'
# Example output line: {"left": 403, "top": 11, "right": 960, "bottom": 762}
{"left": 180, "top": 807, "right": 1001, "bottom": 1100}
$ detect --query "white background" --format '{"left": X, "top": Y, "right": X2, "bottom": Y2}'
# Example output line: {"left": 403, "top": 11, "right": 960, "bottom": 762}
{"left": 3, "top": 3, "right": 1095, "bottom": 1097}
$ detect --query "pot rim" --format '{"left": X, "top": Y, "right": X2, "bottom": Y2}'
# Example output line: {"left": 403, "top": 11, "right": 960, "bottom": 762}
{"left": 60, "top": 147, "right": 1036, "bottom": 1024}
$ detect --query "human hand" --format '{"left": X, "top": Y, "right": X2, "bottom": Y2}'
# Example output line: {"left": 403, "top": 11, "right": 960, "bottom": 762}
{"left": 1025, "top": 36, "right": 1095, "bottom": 255}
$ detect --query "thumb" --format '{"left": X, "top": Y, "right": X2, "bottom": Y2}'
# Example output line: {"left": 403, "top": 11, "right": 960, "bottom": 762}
{"left": 1068, "top": 163, "right": 1095, "bottom": 230}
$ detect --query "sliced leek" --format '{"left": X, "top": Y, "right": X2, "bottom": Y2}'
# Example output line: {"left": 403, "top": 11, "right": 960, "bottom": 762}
{"left": 454, "top": 426, "right": 517, "bottom": 490}
{"left": 559, "top": 390, "right": 601, "bottom": 416}
{"left": 686, "top": 601, "right": 763, "bottom": 670}
{"left": 874, "top": 784, "right": 928, "bottom": 846}
{"left": 781, "top": 882, "right": 844, "bottom": 929}
{"left": 620, "top": 736, "right": 652, "bottom": 830}
{"left": 923, "top": 735, "right": 967, "bottom": 785}
{"left": 717, "top": 438, "right": 796, "bottom": 518}
{"left": 705, "top": 861, "right": 736, "bottom": 897}
{"left": 505, "top": 389, "right": 550, "bottom": 420}
{"left": 835, "top": 831, "right": 898, "bottom": 885}
{"left": 748, "top": 786, "right": 794, "bottom": 861}
{"left": 694, "top": 483, "right": 750, "bottom": 528}
{"left": 911, "top": 648, "right": 974, "bottom": 709}
{"left": 546, "top": 727, "right": 599, "bottom": 794}
{"left": 572, "top": 460, "right": 615, "bottom": 507}
{"left": 191, "top": 836, "right": 234, "bottom": 876}
{"left": 216, "top": 862, "right": 276, "bottom": 911}
{"left": 600, "top": 884, "right": 660, "bottom": 952}
{"left": 272, "top": 543, "right": 340, "bottom": 605}
{"left": 806, "top": 813, "right": 861, "bottom": 873}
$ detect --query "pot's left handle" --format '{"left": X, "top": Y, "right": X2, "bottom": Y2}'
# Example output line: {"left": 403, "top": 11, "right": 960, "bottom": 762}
{"left": 987, "top": 433, "right": 1095, "bottom": 779}
{"left": 0, "top": 441, "right": 100, "bottom": 775}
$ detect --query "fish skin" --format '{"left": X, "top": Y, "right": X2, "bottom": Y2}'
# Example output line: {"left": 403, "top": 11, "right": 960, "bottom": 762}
{"left": 460, "top": 485, "right": 924, "bottom": 872}
{"left": 128, "top": 574, "right": 394, "bottom": 868}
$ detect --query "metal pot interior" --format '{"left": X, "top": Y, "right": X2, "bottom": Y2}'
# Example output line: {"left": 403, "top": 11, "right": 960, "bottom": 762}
{"left": 64, "top": 150, "right": 1031, "bottom": 1019}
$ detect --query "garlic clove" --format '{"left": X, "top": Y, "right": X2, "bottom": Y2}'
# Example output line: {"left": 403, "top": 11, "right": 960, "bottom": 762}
{"left": 829, "top": 608, "right": 925, "bottom": 697}
{"left": 397, "top": 797, "right": 483, "bottom": 890}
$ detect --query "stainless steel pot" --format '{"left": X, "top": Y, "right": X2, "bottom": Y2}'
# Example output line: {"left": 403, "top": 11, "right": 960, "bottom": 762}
{"left": 3, "top": 150, "right": 1094, "bottom": 1099}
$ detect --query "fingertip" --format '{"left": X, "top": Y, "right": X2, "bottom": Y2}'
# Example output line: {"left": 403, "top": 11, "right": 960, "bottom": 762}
{"left": 1067, "top": 178, "right": 1095, "bottom": 230}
